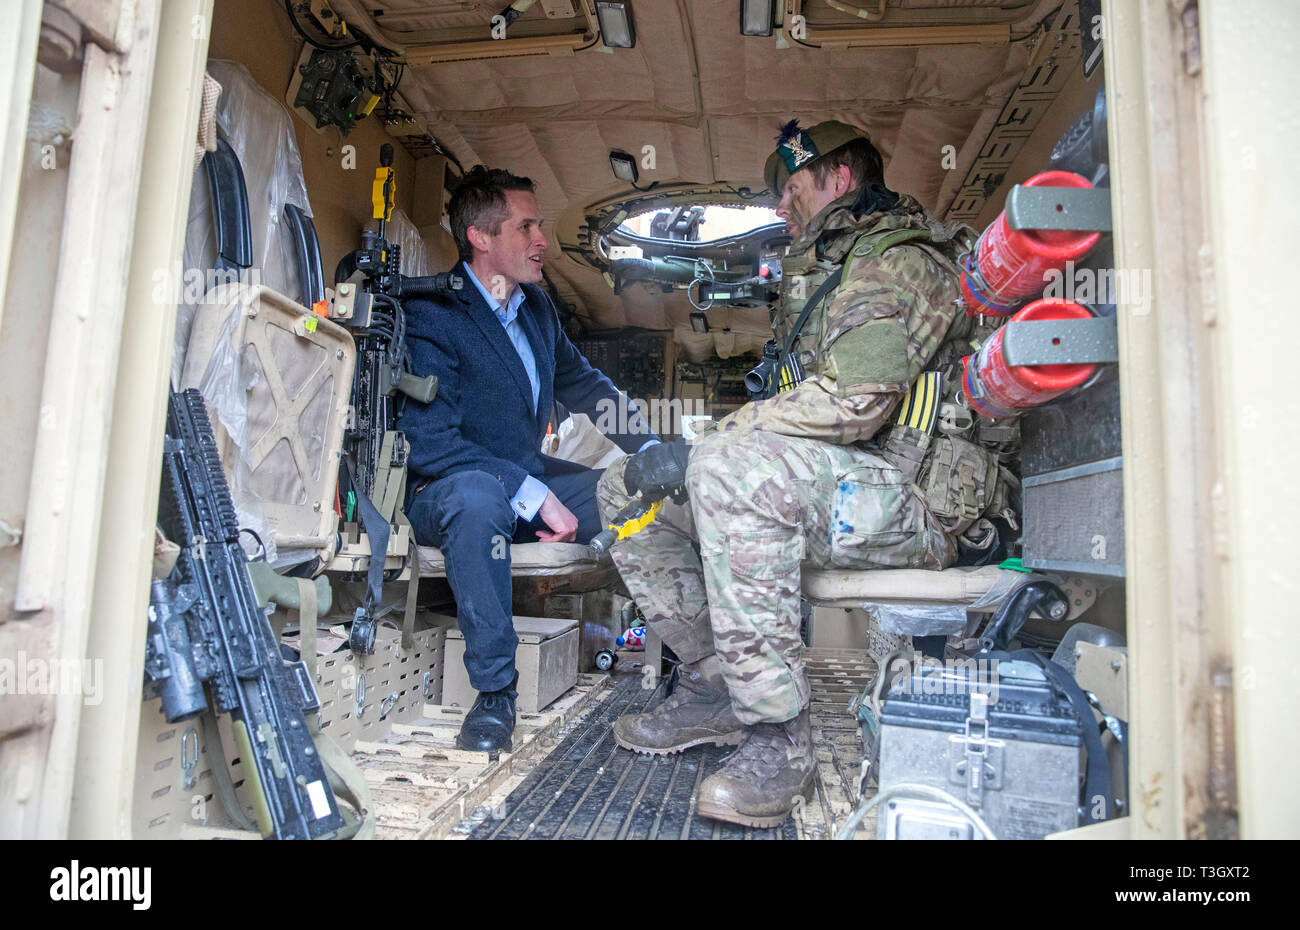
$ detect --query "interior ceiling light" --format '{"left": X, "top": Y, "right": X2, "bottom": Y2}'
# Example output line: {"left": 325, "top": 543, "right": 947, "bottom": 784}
{"left": 596, "top": 1, "right": 636, "bottom": 48}
{"left": 609, "top": 149, "right": 659, "bottom": 192}
{"left": 609, "top": 150, "right": 638, "bottom": 184}
{"left": 740, "top": 0, "right": 776, "bottom": 37}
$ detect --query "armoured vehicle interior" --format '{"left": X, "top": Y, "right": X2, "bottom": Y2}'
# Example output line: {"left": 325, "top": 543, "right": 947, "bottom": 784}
{"left": 0, "top": 0, "right": 1293, "bottom": 846}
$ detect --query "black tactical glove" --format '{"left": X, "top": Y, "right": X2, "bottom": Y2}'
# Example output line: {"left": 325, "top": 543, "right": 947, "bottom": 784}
{"left": 623, "top": 439, "right": 690, "bottom": 500}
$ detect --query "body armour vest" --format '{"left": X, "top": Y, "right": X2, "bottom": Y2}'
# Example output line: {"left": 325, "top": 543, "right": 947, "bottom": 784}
{"left": 768, "top": 193, "right": 1016, "bottom": 538}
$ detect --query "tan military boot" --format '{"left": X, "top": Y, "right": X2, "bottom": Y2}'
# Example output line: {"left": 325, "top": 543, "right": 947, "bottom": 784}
{"left": 613, "top": 655, "right": 745, "bottom": 755}
{"left": 695, "top": 708, "right": 815, "bottom": 829}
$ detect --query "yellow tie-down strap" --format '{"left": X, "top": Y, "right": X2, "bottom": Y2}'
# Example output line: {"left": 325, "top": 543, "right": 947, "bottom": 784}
{"left": 611, "top": 498, "right": 663, "bottom": 541}
{"left": 896, "top": 370, "right": 942, "bottom": 434}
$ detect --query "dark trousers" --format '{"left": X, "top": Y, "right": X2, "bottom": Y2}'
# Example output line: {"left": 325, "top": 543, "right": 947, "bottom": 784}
{"left": 408, "top": 466, "right": 604, "bottom": 693}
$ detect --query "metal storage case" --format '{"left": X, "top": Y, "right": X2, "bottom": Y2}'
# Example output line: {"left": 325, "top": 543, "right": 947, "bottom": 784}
{"left": 442, "top": 615, "right": 579, "bottom": 714}
{"left": 877, "top": 658, "right": 1083, "bottom": 840}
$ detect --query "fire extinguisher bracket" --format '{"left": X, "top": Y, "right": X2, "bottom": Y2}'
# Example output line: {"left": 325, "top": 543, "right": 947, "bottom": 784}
{"left": 1004, "top": 185, "right": 1113, "bottom": 233}
{"left": 1001, "top": 316, "right": 1119, "bottom": 367}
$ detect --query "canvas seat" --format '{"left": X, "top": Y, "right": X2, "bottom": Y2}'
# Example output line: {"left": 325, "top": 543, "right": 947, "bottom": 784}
{"left": 801, "top": 564, "right": 1006, "bottom": 609}
{"left": 417, "top": 542, "right": 600, "bottom": 578}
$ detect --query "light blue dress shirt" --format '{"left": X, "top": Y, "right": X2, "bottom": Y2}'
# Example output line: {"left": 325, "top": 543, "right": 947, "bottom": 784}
{"left": 464, "top": 264, "right": 659, "bottom": 525}
{"left": 463, "top": 264, "right": 550, "bottom": 521}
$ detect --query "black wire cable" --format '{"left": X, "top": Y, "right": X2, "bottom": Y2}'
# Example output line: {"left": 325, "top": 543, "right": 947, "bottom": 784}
{"left": 282, "top": 0, "right": 362, "bottom": 50}
{"left": 723, "top": 183, "right": 769, "bottom": 202}
{"left": 1010, "top": 5, "right": 1063, "bottom": 44}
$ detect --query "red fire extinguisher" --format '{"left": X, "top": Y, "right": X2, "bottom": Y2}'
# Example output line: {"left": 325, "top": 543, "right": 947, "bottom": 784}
{"left": 962, "top": 299, "right": 1097, "bottom": 419}
{"left": 960, "top": 171, "right": 1103, "bottom": 317}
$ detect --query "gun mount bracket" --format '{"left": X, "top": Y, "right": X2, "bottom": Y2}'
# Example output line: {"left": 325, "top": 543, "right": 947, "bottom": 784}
{"left": 1005, "top": 185, "right": 1112, "bottom": 233}
{"left": 1001, "top": 316, "right": 1118, "bottom": 367}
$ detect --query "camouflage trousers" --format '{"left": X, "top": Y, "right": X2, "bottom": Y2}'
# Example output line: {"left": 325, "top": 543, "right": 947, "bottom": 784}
{"left": 596, "top": 428, "right": 954, "bottom": 725}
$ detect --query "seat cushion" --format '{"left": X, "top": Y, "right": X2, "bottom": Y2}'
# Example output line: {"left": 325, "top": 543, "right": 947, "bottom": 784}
{"left": 418, "top": 542, "right": 599, "bottom": 577}
{"left": 801, "top": 565, "right": 1006, "bottom": 607}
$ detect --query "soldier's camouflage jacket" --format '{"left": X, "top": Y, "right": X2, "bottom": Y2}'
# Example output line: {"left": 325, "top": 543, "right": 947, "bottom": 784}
{"left": 715, "top": 190, "right": 1010, "bottom": 538}
{"left": 722, "top": 189, "right": 971, "bottom": 446}
{"left": 598, "top": 190, "right": 1010, "bottom": 721}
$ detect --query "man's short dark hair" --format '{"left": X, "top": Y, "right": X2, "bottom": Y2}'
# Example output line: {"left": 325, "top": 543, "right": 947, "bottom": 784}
{"left": 448, "top": 165, "right": 536, "bottom": 263}
{"left": 806, "top": 138, "right": 884, "bottom": 191}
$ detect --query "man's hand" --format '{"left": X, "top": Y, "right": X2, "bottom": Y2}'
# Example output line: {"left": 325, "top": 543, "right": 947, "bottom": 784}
{"left": 536, "top": 490, "right": 579, "bottom": 543}
{"left": 624, "top": 439, "right": 691, "bottom": 500}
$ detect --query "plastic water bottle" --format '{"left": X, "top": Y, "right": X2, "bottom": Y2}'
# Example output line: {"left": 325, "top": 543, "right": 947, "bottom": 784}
{"left": 616, "top": 626, "right": 646, "bottom": 650}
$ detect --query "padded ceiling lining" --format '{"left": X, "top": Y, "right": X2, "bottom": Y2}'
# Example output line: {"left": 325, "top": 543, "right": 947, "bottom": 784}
{"left": 371, "top": 0, "right": 1033, "bottom": 362}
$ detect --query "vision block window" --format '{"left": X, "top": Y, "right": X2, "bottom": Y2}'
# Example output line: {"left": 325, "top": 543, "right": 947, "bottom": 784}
{"left": 619, "top": 204, "right": 781, "bottom": 243}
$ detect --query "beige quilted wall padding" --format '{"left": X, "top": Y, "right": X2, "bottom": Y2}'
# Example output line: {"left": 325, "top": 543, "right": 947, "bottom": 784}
{"left": 362, "top": 0, "right": 1035, "bottom": 357}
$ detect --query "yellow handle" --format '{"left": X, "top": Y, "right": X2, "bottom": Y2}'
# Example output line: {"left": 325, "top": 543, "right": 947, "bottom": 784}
{"left": 612, "top": 498, "right": 663, "bottom": 541}
{"left": 371, "top": 167, "right": 394, "bottom": 221}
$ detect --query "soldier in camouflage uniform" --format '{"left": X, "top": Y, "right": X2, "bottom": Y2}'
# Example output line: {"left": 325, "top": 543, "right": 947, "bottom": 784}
{"left": 597, "top": 120, "right": 995, "bottom": 828}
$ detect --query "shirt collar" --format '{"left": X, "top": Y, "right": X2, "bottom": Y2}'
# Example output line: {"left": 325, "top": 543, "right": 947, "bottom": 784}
{"left": 463, "top": 263, "right": 526, "bottom": 324}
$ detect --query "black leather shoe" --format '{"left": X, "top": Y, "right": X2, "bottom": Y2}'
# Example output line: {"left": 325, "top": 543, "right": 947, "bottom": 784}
{"left": 456, "top": 674, "right": 518, "bottom": 753}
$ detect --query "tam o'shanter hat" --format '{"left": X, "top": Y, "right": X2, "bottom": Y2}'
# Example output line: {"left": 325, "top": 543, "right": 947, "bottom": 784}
{"left": 764, "top": 119, "right": 873, "bottom": 194}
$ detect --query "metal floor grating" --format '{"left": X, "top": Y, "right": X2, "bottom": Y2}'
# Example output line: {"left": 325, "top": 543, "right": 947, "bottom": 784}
{"left": 469, "top": 669, "right": 800, "bottom": 840}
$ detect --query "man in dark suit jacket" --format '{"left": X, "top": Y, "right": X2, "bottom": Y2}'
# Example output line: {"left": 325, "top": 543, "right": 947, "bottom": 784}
{"left": 399, "top": 165, "right": 658, "bottom": 752}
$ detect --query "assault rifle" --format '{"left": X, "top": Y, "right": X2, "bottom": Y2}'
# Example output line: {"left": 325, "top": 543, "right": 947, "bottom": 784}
{"left": 333, "top": 143, "right": 461, "bottom": 507}
{"left": 145, "top": 389, "right": 346, "bottom": 839}
{"left": 332, "top": 143, "right": 461, "bottom": 653}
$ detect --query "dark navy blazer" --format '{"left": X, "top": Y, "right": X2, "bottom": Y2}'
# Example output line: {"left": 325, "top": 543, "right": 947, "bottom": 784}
{"left": 398, "top": 261, "right": 656, "bottom": 501}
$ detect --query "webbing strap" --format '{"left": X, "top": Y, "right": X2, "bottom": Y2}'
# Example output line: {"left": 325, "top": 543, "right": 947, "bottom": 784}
{"left": 779, "top": 267, "right": 843, "bottom": 360}
{"left": 294, "top": 577, "right": 318, "bottom": 680}
{"left": 342, "top": 458, "right": 388, "bottom": 614}
{"left": 395, "top": 508, "right": 420, "bottom": 651}
{"left": 764, "top": 269, "right": 842, "bottom": 398}
{"left": 296, "top": 570, "right": 372, "bottom": 839}
{"left": 771, "top": 227, "right": 935, "bottom": 398}
{"left": 313, "top": 726, "right": 375, "bottom": 841}
{"left": 895, "top": 371, "right": 943, "bottom": 434}
{"left": 375, "top": 431, "right": 406, "bottom": 522}
{"left": 986, "top": 649, "right": 1115, "bottom": 825}
{"left": 199, "top": 711, "right": 256, "bottom": 833}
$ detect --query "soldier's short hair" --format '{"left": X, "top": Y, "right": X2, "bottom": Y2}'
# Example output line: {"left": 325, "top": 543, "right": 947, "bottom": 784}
{"left": 449, "top": 165, "right": 536, "bottom": 263}
{"left": 806, "top": 138, "right": 885, "bottom": 191}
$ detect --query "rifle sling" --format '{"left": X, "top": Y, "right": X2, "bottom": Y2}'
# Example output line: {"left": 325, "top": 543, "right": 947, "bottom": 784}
{"left": 313, "top": 726, "right": 375, "bottom": 841}
{"left": 772, "top": 228, "right": 934, "bottom": 397}
{"left": 199, "top": 711, "right": 257, "bottom": 833}
{"left": 395, "top": 507, "right": 420, "bottom": 652}
{"left": 779, "top": 267, "right": 843, "bottom": 363}
{"left": 293, "top": 577, "right": 318, "bottom": 681}
{"left": 342, "top": 457, "right": 389, "bottom": 613}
